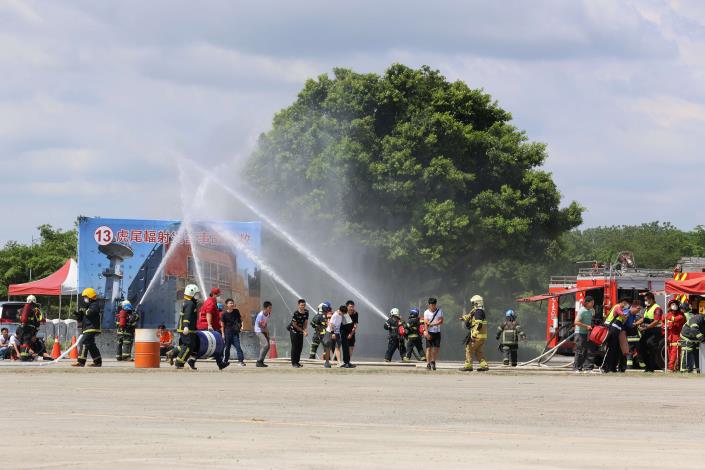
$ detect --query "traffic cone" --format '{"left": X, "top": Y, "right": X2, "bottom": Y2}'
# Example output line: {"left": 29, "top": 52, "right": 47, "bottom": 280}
{"left": 69, "top": 336, "right": 78, "bottom": 360}
{"left": 51, "top": 336, "right": 61, "bottom": 359}
{"left": 269, "top": 337, "right": 278, "bottom": 359}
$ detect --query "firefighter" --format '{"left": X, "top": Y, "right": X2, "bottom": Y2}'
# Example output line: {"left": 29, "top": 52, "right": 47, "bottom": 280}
{"left": 71, "top": 288, "right": 103, "bottom": 367}
{"left": 460, "top": 295, "right": 489, "bottom": 372}
{"left": 601, "top": 305, "right": 627, "bottom": 373}
{"left": 309, "top": 302, "right": 331, "bottom": 359}
{"left": 19, "top": 295, "right": 43, "bottom": 361}
{"left": 635, "top": 292, "right": 664, "bottom": 373}
{"left": 496, "top": 309, "right": 526, "bottom": 367}
{"left": 679, "top": 312, "right": 705, "bottom": 373}
{"left": 115, "top": 300, "right": 139, "bottom": 361}
{"left": 383, "top": 308, "right": 405, "bottom": 362}
{"left": 404, "top": 307, "right": 426, "bottom": 362}
{"left": 175, "top": 284, "right": 201, "bottom": 370}
{"left": 664, "top": 299, "right": 686, "bottom": 372}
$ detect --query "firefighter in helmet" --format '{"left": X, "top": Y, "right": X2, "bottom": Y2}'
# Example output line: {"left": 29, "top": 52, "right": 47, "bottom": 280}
{"left": 72, "top": 288, "right": 103, "bottom": 367}
{"left": 115, "top": 300, "right": 140, "bottom": 361}
{"left": 404, "top": 307, "right": 426, "bottom": 361}
{"left": 496, "top": 309, "right": 526, "bottom": 367}
{"left": 679, "top": 311, "right": 705, "bottom": 373}
{"left": 383, "top": 308, "right": 406, "bottom": 361}
{"left": 19, "top": 295, "right": 44, "bottom": 361}
{"left": 175, "top": 284, "right": 200, "bottom": 370}
{"left": 460, "top": 295, "right": 489, "bottom": 372}
{"left": 309, "top": 302, "right": 331, "bottom": 359}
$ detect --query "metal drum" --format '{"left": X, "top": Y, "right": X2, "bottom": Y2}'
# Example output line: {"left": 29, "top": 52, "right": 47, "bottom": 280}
{"left": 134, "top": 328, "right": 160, "bottom": 368}
{"left": 196, "top": 330, "right": 225, "bottom": 359}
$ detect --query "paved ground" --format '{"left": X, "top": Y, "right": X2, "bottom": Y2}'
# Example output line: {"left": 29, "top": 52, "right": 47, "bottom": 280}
{"left": 1, "top": 358, "right": 703, "bottom": 469}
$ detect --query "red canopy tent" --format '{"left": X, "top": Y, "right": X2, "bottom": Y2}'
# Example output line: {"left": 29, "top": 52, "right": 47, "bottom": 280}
{"left": 8, "top": 259, "right": 78, "bottom": 296}
{"left": 665, "top": 274, "right": 705, "bottom": 295}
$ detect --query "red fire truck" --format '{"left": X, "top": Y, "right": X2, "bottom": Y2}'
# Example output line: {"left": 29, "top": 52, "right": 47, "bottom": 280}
{"left": 520, "top": 252, "right": 684, "bottom": 355}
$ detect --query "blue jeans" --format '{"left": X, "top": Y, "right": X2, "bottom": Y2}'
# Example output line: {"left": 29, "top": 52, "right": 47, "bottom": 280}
{"left": 223, "top": 331, "right": 244, "bottom": 363}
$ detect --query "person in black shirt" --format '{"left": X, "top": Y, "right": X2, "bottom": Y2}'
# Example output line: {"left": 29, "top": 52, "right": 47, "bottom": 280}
{"left": 346, "top": 300, "right": 359, "bottom": 359}
{"left": 221, "top": 298, "right": 245, "bottom": 367}
{"left": 289, "top": 299, "right": 309, "bottom": 368}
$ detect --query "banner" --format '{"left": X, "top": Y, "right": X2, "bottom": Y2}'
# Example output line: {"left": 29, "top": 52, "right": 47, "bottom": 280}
{"left": 78, "top": 217, "right": 261, "bottom": 329}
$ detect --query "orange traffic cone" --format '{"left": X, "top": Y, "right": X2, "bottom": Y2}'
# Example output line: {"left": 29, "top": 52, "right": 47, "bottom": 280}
{"left": 269, "top": 337, "right": 278, "bottom": 359}
{"left": 51, "top": 336, "right": 61, "bottom": 359}
{"left": 69, "top": 336, "right": 78, "bottom": 360}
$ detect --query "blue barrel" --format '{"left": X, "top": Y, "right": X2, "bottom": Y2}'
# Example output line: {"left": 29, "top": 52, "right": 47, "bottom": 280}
{"left": 196, "top": 330, "right": 225, "bottom": 359}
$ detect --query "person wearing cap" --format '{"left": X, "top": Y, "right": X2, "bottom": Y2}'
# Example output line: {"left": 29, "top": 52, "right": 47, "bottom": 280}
{"left": 423, "top": 297, "right": 444, "bottom": 370}
{"left": 198, "top": 287, "right": 222, "bottom": 332}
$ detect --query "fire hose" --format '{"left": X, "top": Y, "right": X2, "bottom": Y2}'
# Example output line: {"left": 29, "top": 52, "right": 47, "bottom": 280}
{"left": 517, "top": 332, "right": 576, "bottom": 367}
{"left": 2, "top": 334, "right": 84, "bottom": 367}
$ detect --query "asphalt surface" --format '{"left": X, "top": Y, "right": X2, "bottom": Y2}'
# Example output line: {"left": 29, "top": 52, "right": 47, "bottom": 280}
{"left": 1, "top": 358, "right": 703, "bottom": 469}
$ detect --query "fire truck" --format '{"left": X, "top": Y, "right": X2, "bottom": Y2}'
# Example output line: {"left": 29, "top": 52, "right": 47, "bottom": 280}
{"left": 520, "top": 253, "right": 705, "bottom": 357}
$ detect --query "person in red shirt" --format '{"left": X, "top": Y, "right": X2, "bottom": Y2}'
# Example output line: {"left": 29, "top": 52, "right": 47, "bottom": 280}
{"left": 664, "top": 299, "right": 686, "bottom": 371}
{"left": 196, "top": 287, "right": 228, "bottom": 370}
{"left": 197, "top": 287, "right": 222, "bottom": 332}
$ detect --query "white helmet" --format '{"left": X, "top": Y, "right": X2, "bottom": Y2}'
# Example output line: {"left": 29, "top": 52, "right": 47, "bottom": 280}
{"left": 184, "top": 284, "right": 200, "bottom": 298}
{"left": 26, "top": 295, "right": 37, "bottom": 304}
{"left": 317, "top": 302, "right": 325, "bottom": 314}
{"left": 470, "top": 295, "right": 484, "bottom": 309}
{"left": 390, "top": 307, "right": 400, "bottom": 318}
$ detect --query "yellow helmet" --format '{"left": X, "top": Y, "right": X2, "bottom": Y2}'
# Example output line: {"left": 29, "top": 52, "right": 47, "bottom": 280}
{"left": 82, "top": 287, "right": 97, "bottom": 300}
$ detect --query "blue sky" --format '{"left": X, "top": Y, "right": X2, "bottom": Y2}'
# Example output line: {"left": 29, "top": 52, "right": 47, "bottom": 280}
{"left": 2, "top": 0, "right": 704, "bottom": 245}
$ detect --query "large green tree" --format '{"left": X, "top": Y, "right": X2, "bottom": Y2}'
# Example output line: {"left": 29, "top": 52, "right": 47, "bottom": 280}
{"left": 247, "top": 64, "right": 582, "bottom": 296}
{"left": 0, "top": 224, "right": 77, "bottom": 298}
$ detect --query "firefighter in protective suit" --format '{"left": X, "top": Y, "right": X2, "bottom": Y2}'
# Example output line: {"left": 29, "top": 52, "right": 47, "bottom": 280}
{"left": 19, "top": 295, "right": 44, "bottom": 361}
{"left": 309, "top": 302, "right": 331, "bottom": 359}
{"left": 115, "top": 300, "right": 139, "bottom": 361}
{"left": 175, "top": 284, "right": 200, "bottom": 370}
{"left": 404, "top": 307, "right": 426, "bottom": 361}
{"left": 460, "top": 295, "right": 489, "bottom": 372}
{"left": 680, "top": 312, "right": 705, "bottom": 373}
{"left": 496, "top": 309, "right": 526, "bottom": 367}
{"left": 383, "top": 308, "right": 406, "bottom": 361}
{"left": 72, "top": 288, "right": 103, "bottom": 367}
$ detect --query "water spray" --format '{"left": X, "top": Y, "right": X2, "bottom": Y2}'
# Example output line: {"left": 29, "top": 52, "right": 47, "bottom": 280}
{"left": 194, "top": 166, "right": 387, "bottom": 320}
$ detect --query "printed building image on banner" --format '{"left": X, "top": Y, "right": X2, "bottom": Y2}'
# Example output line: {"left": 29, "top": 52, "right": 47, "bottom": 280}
{"left": 78, "top": 217, "right": 261, "bottom": 329}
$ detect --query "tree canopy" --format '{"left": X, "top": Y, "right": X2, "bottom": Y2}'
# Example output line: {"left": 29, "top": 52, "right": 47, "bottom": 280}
{"left": 0, "top": 225, "right": 77, "bottom": 298}
{"left": 247, "top": 64, "right": 583, "bottom": 294}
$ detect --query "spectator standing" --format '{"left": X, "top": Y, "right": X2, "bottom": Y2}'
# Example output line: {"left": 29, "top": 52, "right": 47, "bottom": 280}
{"left": 625, "top": 301, "right": 644, "bottom": 369}
{"left": 346, "top": 300, "right": 359, "bottom": 359}
{"left": 573, "top": 296, "right": 595, "bottom": 372}
{"left": 423, "top": 298, "right": 444, "bottom": 371}
{"left": 288, "top": 299, "right": 309, "bottom": 368}
{"left": 327, "top": 306, "right": 343, "bottom": 365}
{"left": 339, "top": 305, "right": 355, "bottom": 368}
{"left": 221, "top": 299, "right": 245, "bottom": 367}
{"left": 255, "top": 301, "right": 273, "bottom": 367}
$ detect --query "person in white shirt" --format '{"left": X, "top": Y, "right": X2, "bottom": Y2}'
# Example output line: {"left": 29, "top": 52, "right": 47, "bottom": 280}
{"left": 327, "top": 307, "right": 343, "bottom": 366}
{"left": 423, "top": 297, "right": 444, "bottom": 371}
{"left": 255, "top": 301, "right": 272, "bottom": 367}
{"left": 0, "top": 328, "right": 11, "bottom": 359}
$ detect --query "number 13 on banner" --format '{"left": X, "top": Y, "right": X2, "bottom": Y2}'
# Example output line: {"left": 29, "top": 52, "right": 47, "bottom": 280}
{"left": 94, "top": 226, "right": 113, "bottom": 246}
